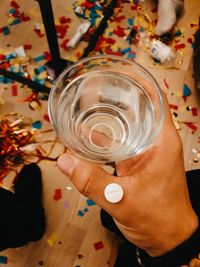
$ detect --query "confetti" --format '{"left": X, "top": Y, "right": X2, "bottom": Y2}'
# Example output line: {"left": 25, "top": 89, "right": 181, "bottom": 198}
{"left": 47, "top": 233, "right": 57, "bottom": 247}
{"left": 174, "top": 43, "right": 186, "bottom": 50}
{"left": 0, "top": 256, "right": 8, "bottom": 264}
{"left": 163, "top": 78, "right": 170, "bottom": 89}
{"left": 183, "top": 122, "right": 198, "bottom": 132}
{"left": 191, "top": 107, "right": 198, "bottom": 116}
{"left": 77, "top": 210, "right": 84, "bottom": 217}
{"left": 64, "top": 201, "right": 70, "bottom": 209}
{"left": 86, "top": 199, "right": 95, "bottom": 206}
{"left": 11, "top": 84, "right": 18, "bottom": 96}
{"left": 53, "top": 189, "right": 62, "bottom": 201}
{"left": 32, "top": 120, "right": 42, "bottom": 129}
{"left": 183, "top": 84, "right": 191, "bottom": 97}
{"left": 43, "top": 114, "right": 50, "bottom": 122}
{"left": 93, "top": 241, "right": 104, "bottom": 250}
{"left": 170, "top": 104, "right": 178, "bottom": 110}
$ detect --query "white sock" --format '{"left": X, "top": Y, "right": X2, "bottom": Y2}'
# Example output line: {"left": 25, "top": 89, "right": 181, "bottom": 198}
{"left": 155, "top": 0, "right": 184, "bottom": 36}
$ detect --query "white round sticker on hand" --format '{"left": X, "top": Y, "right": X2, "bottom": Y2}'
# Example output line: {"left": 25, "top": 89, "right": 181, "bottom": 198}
{"left": 104, "top": 183, "right": 124, "bottom": 203}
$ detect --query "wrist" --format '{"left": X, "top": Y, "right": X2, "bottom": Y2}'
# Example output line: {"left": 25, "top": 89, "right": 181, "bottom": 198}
{"left": 136, "top": 220, "right": 200, "bottom": 267}
{"left": 147, "top": 210, "right": 198, "bottom": 257}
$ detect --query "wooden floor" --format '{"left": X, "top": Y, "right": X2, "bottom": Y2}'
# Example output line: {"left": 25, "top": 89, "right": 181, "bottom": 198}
{"left": 0, "top": 0, "right": 200, "bottom": 266}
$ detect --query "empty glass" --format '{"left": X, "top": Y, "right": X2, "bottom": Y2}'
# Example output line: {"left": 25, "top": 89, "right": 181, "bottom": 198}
{"left": 48, "top": 55, "right": 164, "bottom": 164}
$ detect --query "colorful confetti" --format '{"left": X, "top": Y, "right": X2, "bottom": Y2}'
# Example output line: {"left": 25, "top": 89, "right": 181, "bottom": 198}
{"left": 0, "top": 256, "right": 8, "bottom": 264}
{"left": 47, "top": 232, "right": 57, "bottom": 247}
{"left": 93, "top": 241, "right": 104, "bottom": 250}
{"left": 53, "top": 189, "right": 62, "bottom": 201}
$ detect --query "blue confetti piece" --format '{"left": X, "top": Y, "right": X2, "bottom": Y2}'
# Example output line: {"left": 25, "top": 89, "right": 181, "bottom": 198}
{"left": 9, "top": 8, "right": 16, "bottom": 14}
{"left": 86, "top": 199, "right": 96, "bottom": 206}
{"left": 0, "top": 256, "right": 8, "bottom": 264}
{"left": 128, "top": 18, "right": 134, "bottom": 26}
{"left": 10, "top": 19, "right": 21, "bottom": 26}
{"left": 38, "top": 79, "right": 46, "bottom": 85}
{"left": 34, "top": 54, "right": 45, "bottom": 62}
{"left": 127, "top": 53, "right": 136, "bottom": 59}
{"left": 32, "top": 120, "right": 42, "bottom": 129}
{"left": 84, "top": 207, "right": 89, "bottom": 212}
{"left": 121, "top": 47, "right": 131, "bottom": 55}
{"left": 36, "top": 66, "right": 46, "bottom": 74}
{"left": 77, "top": 210, "right": 84, "bottom": 217}
{"left": 3, "top": 26, "right": 10, "bottom": 36}
{"left": 183, "top": 84, "right": 191, "bottom": 96}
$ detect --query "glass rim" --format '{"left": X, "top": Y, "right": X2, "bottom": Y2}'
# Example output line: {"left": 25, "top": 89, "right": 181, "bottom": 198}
{"left": 48, "top": 55, "right": 165, "bottom": 163}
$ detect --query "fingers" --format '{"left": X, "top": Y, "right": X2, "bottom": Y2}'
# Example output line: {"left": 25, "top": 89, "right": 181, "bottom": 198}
{"left": 57, "top": 152, "right": 124, "bottom": 213}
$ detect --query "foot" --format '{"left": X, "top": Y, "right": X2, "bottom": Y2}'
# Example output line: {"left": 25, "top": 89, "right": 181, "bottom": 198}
{"left": 13, "top": 163, "right": 46, "bottom": 241}
{"left": 155, "top": 0, "right": 184, "bottom": 36}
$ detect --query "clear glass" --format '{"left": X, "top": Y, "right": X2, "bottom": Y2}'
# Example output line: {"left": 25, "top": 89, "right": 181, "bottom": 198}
{"left": 48, "top": 55, "right": 164, "bottom": 164}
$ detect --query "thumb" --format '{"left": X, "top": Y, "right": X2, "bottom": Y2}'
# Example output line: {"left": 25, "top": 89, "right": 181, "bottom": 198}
{"left": 57, "top": 152, "right": 124, "bottom": 212}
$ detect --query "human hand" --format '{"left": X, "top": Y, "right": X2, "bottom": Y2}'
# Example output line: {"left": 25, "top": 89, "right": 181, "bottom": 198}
{"left": 57, "top": 96, "right": 198, "bottom": 257}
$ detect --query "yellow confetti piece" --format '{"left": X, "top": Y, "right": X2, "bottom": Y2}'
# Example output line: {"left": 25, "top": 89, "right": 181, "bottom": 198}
{"left": 47, "top": 233, "right": 57, "bottom": 247}
{"left": 37, "top": 71, "right": 47, "bottom": 80}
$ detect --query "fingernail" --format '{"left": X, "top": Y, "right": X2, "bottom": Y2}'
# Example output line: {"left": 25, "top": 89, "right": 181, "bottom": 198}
{"left": 57, "top": 154, "right": 75, "bottom": 177}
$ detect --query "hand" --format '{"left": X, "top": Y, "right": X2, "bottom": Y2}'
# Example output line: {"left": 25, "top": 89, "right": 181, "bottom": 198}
{"left": 57, "top": 96, "right": 198, "bottom": 257}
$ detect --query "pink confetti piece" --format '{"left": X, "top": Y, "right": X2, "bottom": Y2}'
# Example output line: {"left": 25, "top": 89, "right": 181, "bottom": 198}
{"left": 93, "top": 241, "right": 104, "bottom": 250}
{"left": 53, "top": 189, "right": 62, "bottom": 201}
{"left": 64, "top": 201, "right": 70, "bottom": 209}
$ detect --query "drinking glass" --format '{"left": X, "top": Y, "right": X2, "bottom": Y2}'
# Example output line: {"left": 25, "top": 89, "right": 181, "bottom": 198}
{"left": 48, "top": 55, "right": 164, "bottom": 164}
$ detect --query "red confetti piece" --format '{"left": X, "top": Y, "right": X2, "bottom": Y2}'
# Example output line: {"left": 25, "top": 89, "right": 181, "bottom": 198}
{"left": 81, "top": 1, "right": 95, "bottom": 8}
{"left": 183, "top": 122, "right": 198, "bottom": 132}
{"left": 11, "top": 84, "right": 18, "bottom": 96}
{"left": 174, "top": 43, "right": 186, "bottom": 50}
{"left": 43, "top": 114, "right": 50, "bottom": 122}
{"left": 163, "top": 78, "right": 169, "bottom": 89}
{"left": 191, "top": 107, "right": 198, "bottom": 116}
{"left": 59, "top": 16, "right": 71, "bottom": 24}
{"left": 114, "top": 15, "right": 125, "bottom": 23}
{"left": 187, "top": 38, "right": 193, "bottom": 45}
{"left": 53, "top": 189, "right": 62, "bottom": 201}
{"left": 10, "top": 0, "right": 20, "bottom": 9}
{"left": 105, "top": 37, "right": 116, "bottom": 45}
{"left": 0, "top": 54, "right": 6, "bottom": 60}
{"left": 131, "top": 4, "right": 139, "bottom": 11}
{"left": 170, "top": 104, "right": 178, "bottom": 110}
{"left": 1, "top": 62, "right": 11, "bottom": 69}
{"left": 56, "top": 25, "right": 68, "bottom": 39}
{"left": 44, "top": 51, "right": 52, "bottom": 61}
{"left": 21, "top": 13, "right": 31, "bottom": 22}
{"left": 93, "top": 241, "right": 104, "bottom": 250}
{"left": 60, "top": 38, "right": 69, "bottom": 50}
{"left": 105, "top": 46, "right": 122, "bottom": 56}
{"left": 12, "top": 10, "right": 20, "bottom": 18}
{"left": 24, "top": 44, "right": 32, "bottom": 50}
{"left": 113, "top": 26, "right": 126, "bottom": 38}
